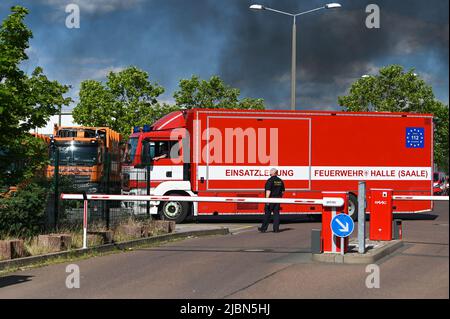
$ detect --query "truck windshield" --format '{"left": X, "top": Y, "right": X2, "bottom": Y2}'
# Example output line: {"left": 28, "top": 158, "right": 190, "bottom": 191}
{"left": 50, "top": 142, "right": 98, "bottom": 166}
{"left": 123, "top": 137, "right": 139, "bottom": 163}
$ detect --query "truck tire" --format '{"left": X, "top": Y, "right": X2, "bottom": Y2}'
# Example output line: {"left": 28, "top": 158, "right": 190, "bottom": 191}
{"left": 159, "top": 197, "right": 189, "bottom": 223}
{"left": 348, "top": 193, "right": 358, "bottom": 221}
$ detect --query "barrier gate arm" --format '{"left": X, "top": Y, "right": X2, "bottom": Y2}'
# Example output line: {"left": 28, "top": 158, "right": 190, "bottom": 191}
{"left": 393, "top": 195, "right": 449, "bottom": 201}
{"left": 60, "top": 193, "right": 345, "bottom": 207}
{"left": 61, "top": 193, "right": 345, "bottom": 250}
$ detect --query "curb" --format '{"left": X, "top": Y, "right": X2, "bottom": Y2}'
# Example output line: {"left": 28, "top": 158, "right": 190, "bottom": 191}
{"left": 312, "top": 240, "right": 403, "bottom": 264}
{"left": 0, "top": 228, "right": 229, "bottom": 272}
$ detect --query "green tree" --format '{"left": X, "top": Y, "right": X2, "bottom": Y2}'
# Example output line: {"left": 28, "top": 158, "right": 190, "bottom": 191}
{"left": 73, "top": 66, "right": 167, "bottom": 137}
{"left": 0, "top": 181, "right": 49, "bottom": 238}
{"left": 338, "top": 65, "right": 449, "bottom": 171}
{"left": 0, "top": 6, "right": 71, "bottom": 184}
{"left": 0, "top": 134, "right": 49, "bottom": 187}
{"left": 174, "top": 75, "right": 265, "bottom": 110}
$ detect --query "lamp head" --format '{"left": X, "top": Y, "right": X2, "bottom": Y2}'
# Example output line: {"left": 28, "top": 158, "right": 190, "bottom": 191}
{"left": 250, "top": 4, "right": 265, "bottom": 11}
{"left": 325, "top": 3, "right": 342, "bottom": 9}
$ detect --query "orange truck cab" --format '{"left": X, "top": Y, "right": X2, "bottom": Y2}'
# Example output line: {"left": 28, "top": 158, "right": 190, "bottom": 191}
{"left": 47, "top": 125, "right": 122, "bottom": 193}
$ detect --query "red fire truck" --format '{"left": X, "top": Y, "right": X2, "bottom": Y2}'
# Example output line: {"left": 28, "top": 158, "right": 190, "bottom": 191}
{"left": 121, "top": 109, "right": 434, "bottom": 222}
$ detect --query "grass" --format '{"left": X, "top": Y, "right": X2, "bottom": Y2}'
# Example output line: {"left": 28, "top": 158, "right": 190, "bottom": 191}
{"left": 24, "top": 237, "right": 52, "bottom": 256}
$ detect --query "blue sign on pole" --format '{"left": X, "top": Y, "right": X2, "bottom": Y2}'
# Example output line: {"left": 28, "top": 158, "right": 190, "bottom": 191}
{"left": 331, "top": 214, "right": 354, "bottom": 238}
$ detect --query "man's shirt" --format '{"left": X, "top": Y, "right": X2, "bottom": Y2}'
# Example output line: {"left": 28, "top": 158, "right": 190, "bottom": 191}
{"left": 265, "top": 176, "right": 285, "bottom": 198}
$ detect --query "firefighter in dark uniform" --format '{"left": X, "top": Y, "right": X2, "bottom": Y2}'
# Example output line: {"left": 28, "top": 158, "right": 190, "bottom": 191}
{"left": 258, "top": 168, "right": 285, "bottom": 233}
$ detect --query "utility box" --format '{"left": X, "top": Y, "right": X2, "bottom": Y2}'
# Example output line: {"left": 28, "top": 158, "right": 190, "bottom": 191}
{"left": 369, "top": 189, "right": 393, "bottom": 241}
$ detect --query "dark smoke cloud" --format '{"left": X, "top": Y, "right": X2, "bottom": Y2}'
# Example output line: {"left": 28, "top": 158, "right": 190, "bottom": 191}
{"left": 5, "top": 0, "right": 447, "bottom": 111}
{"left": 218, "top": 0, "right": 449, "bottom": 109}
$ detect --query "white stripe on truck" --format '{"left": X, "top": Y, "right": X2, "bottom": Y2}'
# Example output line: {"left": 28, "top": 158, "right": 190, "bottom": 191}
{"left": 197, "top": 166, "right": 432, "bottom": 181}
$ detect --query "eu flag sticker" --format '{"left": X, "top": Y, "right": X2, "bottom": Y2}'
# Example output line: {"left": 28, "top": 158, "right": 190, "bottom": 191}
{"left": 406, "top": 127, "right": 425, "bottom": 148}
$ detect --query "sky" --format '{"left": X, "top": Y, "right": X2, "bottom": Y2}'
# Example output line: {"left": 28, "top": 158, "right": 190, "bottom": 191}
{"left": 1, "top": 0, "right": 449, "bottom": 133}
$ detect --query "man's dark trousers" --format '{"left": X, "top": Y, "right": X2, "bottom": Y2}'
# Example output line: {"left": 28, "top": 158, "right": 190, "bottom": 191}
{"left": 261, "top": 203, "right": 280, "bottom": 232}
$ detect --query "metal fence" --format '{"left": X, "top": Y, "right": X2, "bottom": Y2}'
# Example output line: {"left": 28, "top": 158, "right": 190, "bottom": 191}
{"left": 46, "top": 149, "right": 140, "bottom": 229}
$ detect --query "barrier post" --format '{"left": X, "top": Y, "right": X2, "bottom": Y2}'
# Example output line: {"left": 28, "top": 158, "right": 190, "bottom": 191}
{"left": 369, "top": 189, "right": 393, "bottom": 241}
{"left": 358, "top": 181, "right": 366, "bottom": 253}
{"left": 82, "top": 192, "right": 88, "bottom": 249}
{"left": 322, "top": 192, "right": 349, "bottom": 253}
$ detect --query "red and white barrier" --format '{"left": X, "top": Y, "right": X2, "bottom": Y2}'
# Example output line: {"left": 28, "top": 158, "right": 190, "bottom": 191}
{"left": 393, "top": 195, "right": 449, "bottom": 201}
{"left": 60, "top": 193, "right": 345, "bottom": 207}
{"left": 82, "top": 197, "right": 88, "bottom": 249}
{"left": 370, "top": 190, "right": 449, "bottom": 241}
{"left": 61, "top": 193, "right": 345, "bottom": 249}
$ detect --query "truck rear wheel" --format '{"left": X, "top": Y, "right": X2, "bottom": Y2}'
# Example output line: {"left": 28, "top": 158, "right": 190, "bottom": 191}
{"left": 159, "top": 197, "right": 189, "bottom": 223}
{"left": 348, "top": 193, "right": 358, "bottom": 221}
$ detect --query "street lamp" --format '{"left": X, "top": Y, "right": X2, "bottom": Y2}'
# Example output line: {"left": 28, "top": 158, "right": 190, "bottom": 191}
{"left": 250, "top": 3, "right": 341, "bottom": 110}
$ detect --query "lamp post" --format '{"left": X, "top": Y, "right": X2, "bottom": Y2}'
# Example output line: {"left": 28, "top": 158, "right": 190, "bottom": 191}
{"left": 250, "top": 3, "right": 341, "bottom": 110}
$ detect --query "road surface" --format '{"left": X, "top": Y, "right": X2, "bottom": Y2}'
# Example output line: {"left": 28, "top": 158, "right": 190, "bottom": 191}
{"left": 0, "top": 202, "right": 448, "bottom": 298}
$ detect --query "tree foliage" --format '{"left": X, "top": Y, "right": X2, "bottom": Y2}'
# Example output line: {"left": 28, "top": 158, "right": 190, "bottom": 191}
{"left": 338, "top": 65, "right": 449, "bottom": 171}
{"left": 174, "top": 75, "right": 265, "bottom": 110}
{"left": 0, "top": 6, "right": 71, "bottom": 185}
{"left": 72, "top": 66, "right": 171, "bottom": 137}
{"left": 0, "top": 134, "right": 49, "bottom": 187}
{"left": 0, "top": 181, "right": 49, "bottom": 238}
{"left": 0, "top": 6, "right": 71, "bottom": 147}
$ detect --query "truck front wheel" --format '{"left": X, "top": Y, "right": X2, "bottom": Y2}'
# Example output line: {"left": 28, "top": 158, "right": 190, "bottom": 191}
{"left": 348, "top": 193, "right": 358, "bottom": 221}
{"left": 159, "top": 199, "right": 189, "bottom": 223}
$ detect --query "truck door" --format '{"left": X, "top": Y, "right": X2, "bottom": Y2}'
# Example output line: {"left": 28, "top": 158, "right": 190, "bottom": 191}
{"left": 150, "top": 140, "right": 184, "bottom": 182}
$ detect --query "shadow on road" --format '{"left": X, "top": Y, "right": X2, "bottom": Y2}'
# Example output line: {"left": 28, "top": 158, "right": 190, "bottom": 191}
{"left": 187, "top": 213, "right": 440, "bottom": 224}
{"left": 0, "top": 275, "right": 33, "bottom": 288}
{"left": 393, "top": 213, "right": 439, "bottom": 220}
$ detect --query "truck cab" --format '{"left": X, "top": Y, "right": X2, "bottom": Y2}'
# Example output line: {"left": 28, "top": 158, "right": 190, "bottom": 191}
{"left": 121, "top": 111, "right": 193, "bottom": 221}
{"left": 48, "top": 126, "right": 122, "bottom": 194}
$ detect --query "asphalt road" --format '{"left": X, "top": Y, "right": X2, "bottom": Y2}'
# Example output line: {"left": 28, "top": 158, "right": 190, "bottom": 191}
{"left": 0, "top": 202, "right": 448, "bottom": 299}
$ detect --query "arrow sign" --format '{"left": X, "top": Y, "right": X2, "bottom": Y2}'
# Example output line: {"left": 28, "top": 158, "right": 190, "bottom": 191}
{"left": 330, "top": 214, "right": 354, "bottom": 238}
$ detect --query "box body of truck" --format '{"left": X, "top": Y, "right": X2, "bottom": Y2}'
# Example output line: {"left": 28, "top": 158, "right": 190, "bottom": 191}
{"left": 122, "top": 108, "right": 433, "bottom": 221}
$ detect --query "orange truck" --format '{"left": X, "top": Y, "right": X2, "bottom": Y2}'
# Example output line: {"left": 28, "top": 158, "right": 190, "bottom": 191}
{"left": 46, "top": 125, "right": 122, "bottom": 193}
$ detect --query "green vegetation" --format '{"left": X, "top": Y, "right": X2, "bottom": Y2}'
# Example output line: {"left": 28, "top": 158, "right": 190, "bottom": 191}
{"left": 73, "top": 71, "right": 266, "bottom": 138}
{"left": 174, "top": 75, "right": 265, "bottom": 110}
{"left": 0, "top": 181, "right": 49, "bottom": 238}
{"left": 0, "top": 134, "right": 49, "bottom": 187}
{"left": 0, "top": 6, "right": 71, "bottom": 152}
{"left": 339, "top": 65, "right": 449, "bottom": 171}
{"left": 72, "top": 66, "right": 174, "bottom": 138}
{"left": 0, "top": 6, "right": 82, "bottom": 238}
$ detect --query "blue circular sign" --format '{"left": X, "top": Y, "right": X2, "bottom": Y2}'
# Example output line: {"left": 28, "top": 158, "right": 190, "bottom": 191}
{"left": 330, "top": 214, "right": 354, "bottom": 238}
